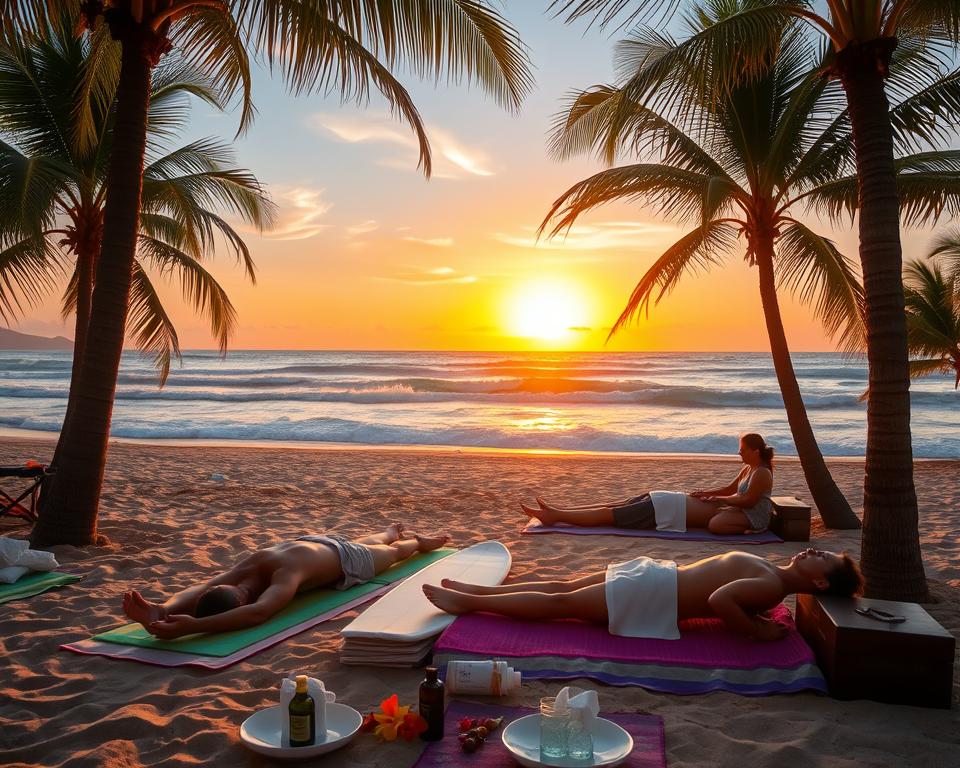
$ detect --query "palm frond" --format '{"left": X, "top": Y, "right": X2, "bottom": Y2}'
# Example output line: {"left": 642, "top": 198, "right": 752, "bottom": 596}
{"left": 541, "top": 164, "right": 738, "bottom": 238}
{"left": 548, "top": 0, "right": 684, "bottom": 31}
{"left": 776, "top": 221, "right": 866, "bottom": 352}
{"left": 137, "top": 235, "right": 238, "bottom": 356}
{"left": 929, "top": 227, "right": 960, "bottom": 286}
{"left": 127, "top": 260, "right": 181, "bottom": 386}
{"left": 0, "top": 234, "right": 64, "bottom": 322}
{"left": 72, "top": 23, "right": 119, "bottom": 158}
{"left": 0, "top": 140, "right": 74, "bottom": 237}
{"left": 903, "top": 258, "right": 959, "bottom": 356}
{"left": 894, "top": 0, "right": 960, "bottom": 43}
{"left": 608, "top": 221, "right": 740, "bottom": 339}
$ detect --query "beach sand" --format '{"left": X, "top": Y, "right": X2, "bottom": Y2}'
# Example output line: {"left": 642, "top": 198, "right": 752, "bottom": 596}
{"left": 1, "top": 437, "right": 957, "bottom": 767}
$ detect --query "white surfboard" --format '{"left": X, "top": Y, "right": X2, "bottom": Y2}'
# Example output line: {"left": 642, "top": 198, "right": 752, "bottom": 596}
{"left": 341, "top": 541, "right": 511, "bottom": 642}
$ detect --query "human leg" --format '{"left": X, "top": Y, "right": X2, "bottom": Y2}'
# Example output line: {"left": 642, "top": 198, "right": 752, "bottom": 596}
{"left": 707, "top": 509, "right": 752, "bottom": 535}
{"left": 423, "top": 582, "right": 608, "bottom": 624}
{"left": 367, "top": 533, "right": 450, "bottom": 574}
{"left": 537, "top": 496, "right": 626, "bottom": 513}
{"left": 441, "top": 571, "right": 604, "bottom": 595}
{"left": 354, "top": 523, "right": 404, "bottom": 546}
{"left": 520, "top": 502, "right": 616, "bottom": 527}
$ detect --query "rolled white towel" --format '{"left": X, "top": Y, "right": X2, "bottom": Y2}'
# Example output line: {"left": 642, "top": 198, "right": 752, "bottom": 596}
{"left": 0, "top": 537, "right": 58, "bottom": 573}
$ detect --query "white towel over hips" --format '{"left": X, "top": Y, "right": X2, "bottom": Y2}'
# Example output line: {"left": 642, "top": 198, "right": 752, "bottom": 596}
{"left": 604, "top": 556, "right": 681, "bottom": 640}
{"left": 649, "top": 491, "right": 687, "bottom": 532}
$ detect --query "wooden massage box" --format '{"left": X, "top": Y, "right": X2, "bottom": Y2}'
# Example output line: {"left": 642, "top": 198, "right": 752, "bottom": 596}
{"left": 797, "top": 594, "right": 955, "bottom": 708}
{"left": 770, "top": 496, "right": 811, "bottom": 541}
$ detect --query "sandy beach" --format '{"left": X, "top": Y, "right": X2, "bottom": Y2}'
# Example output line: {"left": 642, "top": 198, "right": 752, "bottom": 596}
{"left": 1, "top": 436, "right": 957, "bottom": 768}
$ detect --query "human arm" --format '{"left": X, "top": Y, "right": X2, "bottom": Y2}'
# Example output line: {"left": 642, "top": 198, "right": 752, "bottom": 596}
{"left": 147, "top": 574, "right": 300, "bottom": 639}
{"left": 701, "top": 467, "right": 772, "bottom": 508}
{"left": 706, "top": 577, "right": 787, "bottom": 641}
{"left": 690, "top": 469, "right": 747, "bottom": 499}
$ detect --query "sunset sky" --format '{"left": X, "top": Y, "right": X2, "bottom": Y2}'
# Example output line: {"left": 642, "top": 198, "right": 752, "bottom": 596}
{"left": 10, "top": 4, "right": 944, "bottom": 352}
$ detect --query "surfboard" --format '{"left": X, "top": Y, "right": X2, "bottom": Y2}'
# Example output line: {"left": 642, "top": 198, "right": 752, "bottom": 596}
{"left": 341, "top": 541, "right": 511, "bottom": 643}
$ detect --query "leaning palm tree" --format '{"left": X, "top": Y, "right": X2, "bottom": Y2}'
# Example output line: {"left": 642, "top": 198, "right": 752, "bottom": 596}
{"left": 8, "top": 1, "right": 533, "bottom": 547}
{"left": 550, "top": 0, "right": 960, "bottom": 613}
{"left": 0, "top": 23, "right": 271, "bottom": 390}
{"left": 543, "top": 8, "right": 864, "bottom": 529}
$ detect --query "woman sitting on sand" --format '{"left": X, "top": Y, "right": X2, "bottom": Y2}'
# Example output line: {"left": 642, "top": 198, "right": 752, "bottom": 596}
{"left": 121, "top": 524, "right": 449, "bottom": 639}
{"left": 522, "top": 433, "right": 774, "bottom": 535}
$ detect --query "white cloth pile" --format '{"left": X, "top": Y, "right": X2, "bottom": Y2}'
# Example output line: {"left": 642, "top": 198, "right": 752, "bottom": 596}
{"left": 0, "top": 537, "right": 58, "bottom": 583}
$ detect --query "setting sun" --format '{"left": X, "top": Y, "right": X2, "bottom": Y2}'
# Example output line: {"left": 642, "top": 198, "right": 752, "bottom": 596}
{"left": 506, "top": 280, "right": 590, "bottom": 340}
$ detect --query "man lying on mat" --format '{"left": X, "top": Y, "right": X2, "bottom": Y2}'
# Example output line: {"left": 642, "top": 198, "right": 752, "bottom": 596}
{"left": 522, "top": 433, "right": 775, "bottom": 535}
{"left": 424, "top": 549, "right": 862, "bottom": 642}
{"left": 123, "top": 525, "right": 449, "bottom": 639}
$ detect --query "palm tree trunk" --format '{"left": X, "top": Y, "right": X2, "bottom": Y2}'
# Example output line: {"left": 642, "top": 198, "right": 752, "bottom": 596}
{"left": 47, "top": 243, "right": 97, "bottom": 476}
{"left": 31, "top": 31, "right": 153, "bottom": 547}
{"left": 755, "top": 242, "right": 860, "bottom": 529}
{"left": 836, "top": 40, "right": 927, "bottom": 601}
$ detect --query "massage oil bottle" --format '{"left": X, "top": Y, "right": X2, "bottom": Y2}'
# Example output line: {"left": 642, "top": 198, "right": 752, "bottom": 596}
{"left": 289, "top": 675, "right": 316, "bottom": 747}
{"left": 419, "top": 667, "right": 444, "bottom": 741}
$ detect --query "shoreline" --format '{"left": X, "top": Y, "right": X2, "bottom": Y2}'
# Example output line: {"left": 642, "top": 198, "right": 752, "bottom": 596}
{"left": 2, "top": 427, "right": 955, "bottom": 464}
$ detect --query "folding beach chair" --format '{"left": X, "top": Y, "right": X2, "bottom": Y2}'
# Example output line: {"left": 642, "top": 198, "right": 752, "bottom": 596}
{"left": 0, "top": 462, "right": 53, "bottom": 523}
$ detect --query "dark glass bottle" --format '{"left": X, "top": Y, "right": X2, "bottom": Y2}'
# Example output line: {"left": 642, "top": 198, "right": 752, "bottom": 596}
{"left": 289, "top": 675, "right": 316, "bottom": 747}
{"left": 419, "top": 666, "right": 445, "bottom": 741}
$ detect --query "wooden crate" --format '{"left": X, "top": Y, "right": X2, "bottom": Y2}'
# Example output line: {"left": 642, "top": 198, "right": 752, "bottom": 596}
{"left": 797, "top": 593, "right": 955, "bottom": 708}
{"left": 770, "top": 495, "right": 811, "bottom": 541}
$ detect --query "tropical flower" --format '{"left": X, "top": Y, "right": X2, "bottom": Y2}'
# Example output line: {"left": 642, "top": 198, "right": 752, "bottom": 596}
{"left": 369, "top": 694, "right": 427, "bottom": 742}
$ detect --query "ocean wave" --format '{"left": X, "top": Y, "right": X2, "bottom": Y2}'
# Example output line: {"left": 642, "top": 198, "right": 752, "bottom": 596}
{"left": 1, "top": 412, "right": 955, "bottom": 458}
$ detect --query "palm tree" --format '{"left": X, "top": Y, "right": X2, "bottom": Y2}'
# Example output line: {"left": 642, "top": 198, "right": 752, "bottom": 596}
{"left": 0, "top": 23, "right": 272, "bottom": 389}
{"left": 902, "top": 254, "right": 960, "bottom": 389}
{"left": 542, "top": 8, "right": 864, "bottom": 529}
{"left": 7, "top": 1, "right": 533, "bottom": 547}
{"left": 550, "top": 0, "right": 960, "bottom": 600}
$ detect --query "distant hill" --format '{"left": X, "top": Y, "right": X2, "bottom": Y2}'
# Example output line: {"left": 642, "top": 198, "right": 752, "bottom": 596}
{"left": 0, "top": 327, "right": 73, "bottom": 350}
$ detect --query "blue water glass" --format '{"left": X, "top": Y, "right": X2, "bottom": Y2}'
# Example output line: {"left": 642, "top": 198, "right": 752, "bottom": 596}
{"left": 539, "top": 697, "right": 569, "bottom": 760}
{"left": 566, "top": 717, "right": 594, "bottom": 762}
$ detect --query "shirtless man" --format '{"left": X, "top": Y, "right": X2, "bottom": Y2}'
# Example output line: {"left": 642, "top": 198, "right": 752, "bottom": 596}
{"left": 423, "top": 548, "right": 862, "bottom": 642}
{"left": 123, "top": 524, "right": 449, "bottom": 640}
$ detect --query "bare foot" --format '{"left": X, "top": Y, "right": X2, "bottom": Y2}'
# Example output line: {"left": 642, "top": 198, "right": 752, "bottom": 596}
{"left": 520, "top": 502, "right": 553, "bottom": 526}
{"left": 122, "top": 590, "right": 167, "bottom": 630}
{"left": 414, "top": 533, "right": 450, "bottom": 552}
{"left": 423, "top": 584, "right": 471, "bottom": 615}
{"left": 384, "top": 522, "right": 404, "bottom": 543}
{"left": 441, "top": 578, "right": 498, "bottom": 595}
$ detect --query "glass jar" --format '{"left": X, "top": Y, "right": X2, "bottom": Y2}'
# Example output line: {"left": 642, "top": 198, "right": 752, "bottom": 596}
{"left": 566, "top": 714, "right": 594, "bottom": 762}
{"left": 539, "top": 696, "right": 569, "bottom": 760}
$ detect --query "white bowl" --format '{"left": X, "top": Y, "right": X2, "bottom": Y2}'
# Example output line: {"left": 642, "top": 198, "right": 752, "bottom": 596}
{"left": 240, "top": 702, "right": 363, "bottom": 759}
{"left": 501, "top": 714, "right": 634, "bottom": 768}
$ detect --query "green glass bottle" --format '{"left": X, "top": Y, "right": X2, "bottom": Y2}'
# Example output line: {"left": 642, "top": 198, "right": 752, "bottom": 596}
{"left": 289, "top": 675, "right": 315, "bottom": 747}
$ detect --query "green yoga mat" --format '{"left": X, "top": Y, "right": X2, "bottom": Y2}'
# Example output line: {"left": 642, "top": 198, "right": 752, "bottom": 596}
{"left": 0, "top": 571, "right": 82, "bottom": 604}
{"left": 94, "top": 547, "right": 454, "bottom": 657}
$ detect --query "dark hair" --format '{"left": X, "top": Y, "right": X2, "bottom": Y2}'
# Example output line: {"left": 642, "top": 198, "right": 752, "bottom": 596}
{"left": 821, "top": 552, "right": 864, "bottom": 597}
{"left": 194, "top": 585, "right": 244, "bottom": 618}
{"left": 741, "top": 433, "right": 775, "bottom": 469}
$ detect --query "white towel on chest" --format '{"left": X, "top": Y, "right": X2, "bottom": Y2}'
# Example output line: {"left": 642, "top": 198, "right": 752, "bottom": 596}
{"left": 649, "top": 491, "right": 687, "bottom": 532}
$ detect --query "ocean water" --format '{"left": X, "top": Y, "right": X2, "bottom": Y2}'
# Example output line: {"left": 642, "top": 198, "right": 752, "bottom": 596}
{"left": 0, "top": 350, "right": 956, "bottom": 458}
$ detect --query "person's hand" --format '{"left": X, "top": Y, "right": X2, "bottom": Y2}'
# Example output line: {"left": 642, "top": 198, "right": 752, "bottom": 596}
{"left": 148, "top": 614, "right": 198, "bottom": 640}
{"left": 753, "top": 616, "right": 788, "bottom": 642}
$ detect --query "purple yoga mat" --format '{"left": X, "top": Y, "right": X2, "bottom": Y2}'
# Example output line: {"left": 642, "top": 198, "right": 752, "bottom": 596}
{"left": 434, "top": 605, "right": 813, "bottom": 671}
{"left": 414, "top": 701, "right": 665, "bottom": 768}
{"left": 522, "top": 519, "right": 783, "bottom": 543}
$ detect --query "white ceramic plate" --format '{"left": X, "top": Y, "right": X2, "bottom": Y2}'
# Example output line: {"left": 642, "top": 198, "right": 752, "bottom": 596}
{"left": 501, "top": 714, "right": 634, "bottom": 768}
{"left": 240, "top": 702, "right": 363, "bottom": 759}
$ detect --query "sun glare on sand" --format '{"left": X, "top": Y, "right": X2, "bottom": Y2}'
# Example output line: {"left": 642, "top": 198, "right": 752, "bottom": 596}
{"left": 507, "top": 281, "right": 590, "bottom": 341}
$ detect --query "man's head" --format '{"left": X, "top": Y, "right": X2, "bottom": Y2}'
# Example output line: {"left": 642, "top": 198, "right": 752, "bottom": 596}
{"left": 790, "top": 548, "right": 864, "bottom": 597}
{"left": 194, "top": 584, "right": 247, "bottom": 618}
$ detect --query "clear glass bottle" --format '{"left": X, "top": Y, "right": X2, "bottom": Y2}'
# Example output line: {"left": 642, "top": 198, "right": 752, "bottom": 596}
{"left": 539, "top": 696, "right": 569, "bottom": 760}
{"left": 566, "top": 714, "right": 594, "bottom": 762}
